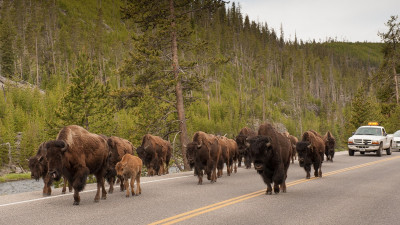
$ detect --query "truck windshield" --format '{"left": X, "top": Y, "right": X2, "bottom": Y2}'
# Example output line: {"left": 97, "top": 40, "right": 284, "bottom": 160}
{"left": 354, "top": 127, "right": 382, "bottom": 136}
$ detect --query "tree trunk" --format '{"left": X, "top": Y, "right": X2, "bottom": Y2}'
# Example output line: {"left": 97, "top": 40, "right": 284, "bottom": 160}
{"left": 394, "top": 64, "right": 399, "bottom": 104}
{"left": 170, "top": 0, "right": 190, "bottom": 170}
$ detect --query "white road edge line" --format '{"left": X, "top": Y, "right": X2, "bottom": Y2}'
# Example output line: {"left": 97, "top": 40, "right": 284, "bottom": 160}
{"left": 0, "top": 175, "right": 193, "bottom": 208}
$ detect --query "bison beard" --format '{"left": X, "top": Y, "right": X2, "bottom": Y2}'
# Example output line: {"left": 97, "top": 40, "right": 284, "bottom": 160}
{"left": 248, "top": 136, "right": 287, "bottom": 195}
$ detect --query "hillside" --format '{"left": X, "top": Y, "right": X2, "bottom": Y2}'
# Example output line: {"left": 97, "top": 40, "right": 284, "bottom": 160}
{"left": 0, "top": 0, "right": 389, "bottom": 170}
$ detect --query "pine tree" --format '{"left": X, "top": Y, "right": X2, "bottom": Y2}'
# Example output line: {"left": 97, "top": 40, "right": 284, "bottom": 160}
{"left": 121, "top": 0, "right": 226, "bottom": 170}
{"left": 0, "top": 5, "right": 15, "bottom": 79}
{"left": 54, "top": 53, "right": 114, "bottom": 133}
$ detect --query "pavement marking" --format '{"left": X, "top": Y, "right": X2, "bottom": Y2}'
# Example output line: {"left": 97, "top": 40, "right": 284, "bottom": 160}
{"left": 0, "top": 175, "right": 193, "bottom": 208}
{"left": 151, "top": 155, "right": 400, "bottom": 225}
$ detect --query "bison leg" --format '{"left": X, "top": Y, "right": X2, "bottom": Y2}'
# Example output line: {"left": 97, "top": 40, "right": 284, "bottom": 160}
{"left": 73, "top": 189, "right": 80, "bottom": 205}
{"left": 304, "top": 164, "right": 311, "bottom": 179}
{"left": 43, "top": 175, "right": 52, "bottom": 196}
{"left": 266, "top": 184, "right": 273, "bottom": 195}
{"left": 197, "top": 169, "right": 203, "bottom": 185}
{"left": 125, "top": 177, "right": 130, "bottom": 197}
{"left": 136, "top": 172, "right": 141, "bottom": 195}
{"left": 273, "top": 183, "right": 280, "bottom": 194}
{"left": 94, "top": 175, "right": 107, "bottom": 202}
{"left": 108, "top": 176, "right": 115, "bottom": 194}
{"left": 313, "top": 163, "right": 322, "bottom": 177}
{"left": 119, "top": 177, "right": 125, "bottom": 192}
{"left": 130, "top": 174, "right": 136, "bottom": 196}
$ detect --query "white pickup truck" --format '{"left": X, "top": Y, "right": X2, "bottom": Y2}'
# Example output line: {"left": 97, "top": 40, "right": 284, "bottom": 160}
{"left": 348, "top": 122, "right": 393, "bottom": 156}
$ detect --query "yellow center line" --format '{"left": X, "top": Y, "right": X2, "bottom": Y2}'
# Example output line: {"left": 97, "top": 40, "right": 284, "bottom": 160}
{"left": 151, "top": 156, "right": 400, "bottom": 225}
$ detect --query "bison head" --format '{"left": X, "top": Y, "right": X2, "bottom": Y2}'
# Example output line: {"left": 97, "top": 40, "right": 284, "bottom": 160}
{"left": 46, "top": 140, "right": 68, "bottom": 181}
{"left": 296, "top": 141, "right": 312, "bottom": 167}
{"left": 235, "top": 134, "right": 248, "bottom": 154}
{"left": 28, "top": 155, "right": 47, "bottom": 181}
{"left": 248, "top": 136, "right": 273, "bottom": 172}
{"left": 186, "top": 142, "right": 200, "bottom": 169}
{"left": 115, "top": 161, "right": 126, "bottom": 177}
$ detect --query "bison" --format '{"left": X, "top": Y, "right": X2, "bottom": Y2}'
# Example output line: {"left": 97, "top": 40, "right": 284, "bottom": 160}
{"left": 323, "top": 131, "right": 336, "bottom": 162}
{"left": 248, "top": 123, "right": 292, "bottom": 195}
{"left": 296, "top": 130, "right": 325, "bottom": 179}
{"left": 186, "top": 131, "right": 221, "bottom": 184}
{"left": 235, "top": 127, "right": 256, "bottom": 169}
{"left": 105, "top": 136, "right": 135, "bottom": 193}
{"left": 115, "top": 154, "right": 142, "bottom": 198}
{"left": 45, "top": 125, "right": 110, "bottom": 205}
{"left": 283, "top": 131, "right": 298, "bottom": 164}
{"left": 29, "top": 142, "right": 72, "bottom": 196}
{"left": 136, "top": 134, "right": 171, "bottom": 176}
{"left": 216, "top": 136, "right": 238, "bottom": 177}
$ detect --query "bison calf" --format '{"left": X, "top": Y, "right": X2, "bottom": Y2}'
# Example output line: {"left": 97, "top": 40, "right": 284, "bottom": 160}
{"left": 115, "top": 154, "right": 142, "bottom": 198}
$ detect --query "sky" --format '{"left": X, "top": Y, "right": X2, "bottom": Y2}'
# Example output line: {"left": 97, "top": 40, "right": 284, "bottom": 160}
{"left": 236, "top": 0, "right": 400, "bottom": 43}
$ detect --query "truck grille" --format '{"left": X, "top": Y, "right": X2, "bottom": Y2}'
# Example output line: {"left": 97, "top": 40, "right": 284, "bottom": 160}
{"left": 354, "top": 139, "right": 372, "bottom": 145}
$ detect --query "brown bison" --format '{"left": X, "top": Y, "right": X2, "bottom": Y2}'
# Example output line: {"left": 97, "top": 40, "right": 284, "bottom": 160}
{"left": 28, "top": 142, "right": 72, "bottom": 196}
{"left": 296, "top": 130, "right": 325, "bottom": 179}
{"left": 323, "top": 131, "right": 336, "bottom": 162}
{"left": 235, "top": 127, "right": 256, "bottom": 169}
{"left": 186, "top": 131, "right": 221, "bottom": 184}
{"left": 283, "top": 131, "right": 298, "bottom": 164}
{"left": 247, "top": 123, "right": 292, "bottom": 195}
{"left": 136, "top": 134, "right": 171, "bottom": 176}
{"left": 216, "top": 136, "right": 238, "bottom": 177}
{"left": 105, "top": 136, "right": 135, "bottom": 193}
{"left": 45, "top": 125, "right": 110, "bottom": 205}
{"left": 115, "top": 154, "right": 142, "bottom": 198}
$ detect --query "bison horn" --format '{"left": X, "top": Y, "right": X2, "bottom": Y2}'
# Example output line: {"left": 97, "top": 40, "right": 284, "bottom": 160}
{"left": 197, "top": 140, "right": 202, "bottom": 148}
{"left": 60, "top": 140, "right": 68, "bottom": 153}
{"left": 307, "top": 144, "right": 312, "bottom": 149}
{"left": 265, "top": 142, "right": 271, "bottom": 148}
{"left": 144, "top": 145, "right": 150, "bottom": 150}
{"left": 245, "top": 142, "right": 250, "bottom": 147}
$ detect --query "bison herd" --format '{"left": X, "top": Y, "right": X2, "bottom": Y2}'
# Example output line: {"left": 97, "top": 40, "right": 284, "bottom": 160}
{"left": 28, "top": 123, "right": 336, "bottom": 205}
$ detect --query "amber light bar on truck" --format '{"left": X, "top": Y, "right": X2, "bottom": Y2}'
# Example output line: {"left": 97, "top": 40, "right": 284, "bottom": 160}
{"left": 368, "top": 122, "right": 379, "bottom": 126}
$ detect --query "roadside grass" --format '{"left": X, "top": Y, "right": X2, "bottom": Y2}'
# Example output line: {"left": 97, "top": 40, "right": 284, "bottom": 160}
{"left": 0, "top": 173, "right": 31, "bottom": 183}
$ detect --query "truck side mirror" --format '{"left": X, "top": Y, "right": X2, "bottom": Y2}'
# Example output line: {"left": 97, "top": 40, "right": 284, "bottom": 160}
{"left": 352, "top": 132, "right": 355, "bottom": 135}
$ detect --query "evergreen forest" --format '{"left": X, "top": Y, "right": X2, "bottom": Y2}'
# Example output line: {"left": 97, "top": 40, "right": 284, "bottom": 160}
{"left": 0, "top": 0, "right": 399, "bottom": 172}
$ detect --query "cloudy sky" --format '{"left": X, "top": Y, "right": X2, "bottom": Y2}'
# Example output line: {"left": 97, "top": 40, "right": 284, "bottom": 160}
{"left": 236, "top": 0, "right": 400, "bottom": 42}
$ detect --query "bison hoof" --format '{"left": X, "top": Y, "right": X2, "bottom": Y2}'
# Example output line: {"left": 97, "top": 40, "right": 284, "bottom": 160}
{"left": 266, "top": 191, "right": 272, "bottom": 195}
{"left": 126, "top": 195, "right": 130, "bottom": 198}
{"left": 108, "top": 190, "right": 113, "bottom": 194}
{"left": 62, "top": 191, "right": 66, "bottom": 194}
{"left": 73, "top": 201, "right": 80, "bottom": 205}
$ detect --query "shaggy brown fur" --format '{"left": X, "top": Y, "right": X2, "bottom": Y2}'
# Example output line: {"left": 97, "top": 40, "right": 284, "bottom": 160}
{"left": 235, "top": 127, "right": 256, "bottom": 168}
{"left": 296, "top": 130, "right": 325, "bottom": 179}
{"left": 45, "top": 125, "right": 110, "bottom": 205}
{"left": 136, "top": 134, "right": 171, "bottom": 176}
{"left": 115, "top": 154, "right": 142, "bottom": 198}
{"left": 252, "top": 123, "right": 292, "bottom": 194}
{"left": 216, "top": 136, "right": 238, "bottom": 177}
{"left": 282, "top": 132, "right": 299, "bottom": 164}
{"left": 323, "top": 131, "right": 336, "bottom": 162}
{"left": 186, "top": 131, "right": 221, "bottom": 185}
{"left": 28, "top": 142, "right": 72, "bottom": 196}
{"left": 105, "top": 136, "right": 135, "bottom": 193}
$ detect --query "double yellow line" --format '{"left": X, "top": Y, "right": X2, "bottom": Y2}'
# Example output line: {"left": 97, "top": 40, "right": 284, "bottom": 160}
{"left": 150, "top": 156, "right": 400, "bottom": 225}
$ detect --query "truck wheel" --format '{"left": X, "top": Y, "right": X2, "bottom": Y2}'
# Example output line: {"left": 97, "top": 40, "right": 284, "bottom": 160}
{"left": 349, "top": 149, "right": 354, "bottom": 156}
{"left": 360, "top": 152, "right": 365, "bottom": 155}
{"left": 386, "top": 142, "right": 392, "bottom": 155}
{"left": 376, "top": 143, "right": 382, "bottom": 157}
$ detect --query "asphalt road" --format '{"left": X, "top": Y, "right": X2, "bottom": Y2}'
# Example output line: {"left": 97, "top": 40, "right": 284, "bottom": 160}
{"left": 1, "top": 151, "right": 400, "bottom": 225}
